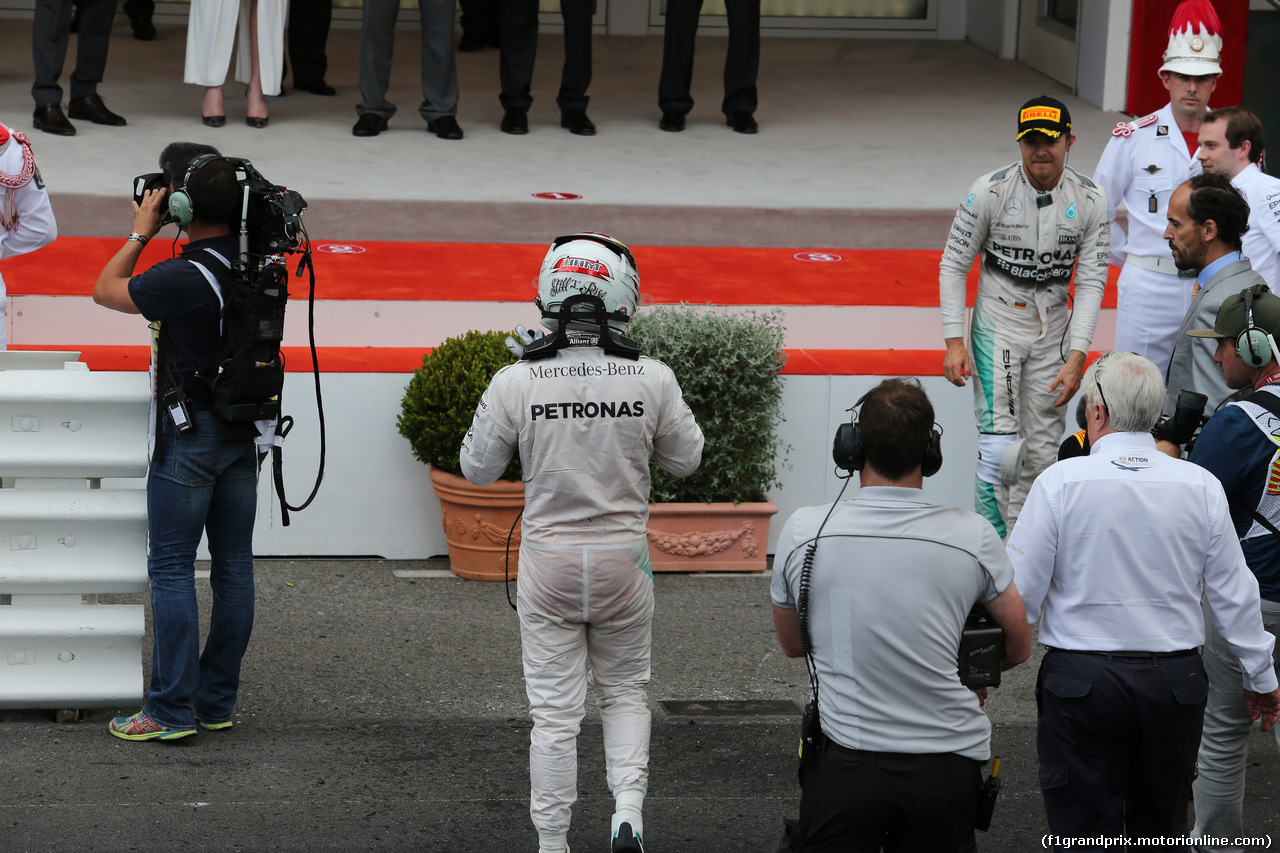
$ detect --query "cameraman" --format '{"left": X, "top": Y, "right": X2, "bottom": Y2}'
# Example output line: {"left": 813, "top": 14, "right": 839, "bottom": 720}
{"left": 771, "top": 378, "right": 1030, "bottom": 852}
{"left": 1180, "top": 288, "right": 1280, "bottom": 850}
{"left": 1007, "top": 351, "right": 1280, "bottom": 843}
{"left": 93, "top": 149, "right": 263, "bottom": 741}
{"left": 1163, "top": 172, "right": 1263, "bottom": 425}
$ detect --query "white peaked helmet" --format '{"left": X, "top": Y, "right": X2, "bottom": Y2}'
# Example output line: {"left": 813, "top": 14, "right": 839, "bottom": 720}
{"left": 1159, "top": 0, "right": 1223, "bottom": 78}
{"left": 536, "top": 233, "right": 641, "bottom": 332}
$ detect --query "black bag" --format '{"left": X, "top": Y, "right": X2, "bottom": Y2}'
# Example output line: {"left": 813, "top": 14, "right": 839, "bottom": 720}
{"left": 188, "top": 251, "right": 287, "bottom": 424}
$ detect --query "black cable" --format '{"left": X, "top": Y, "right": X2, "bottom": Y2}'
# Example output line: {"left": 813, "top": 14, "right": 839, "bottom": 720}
{"left": 271, "top": 218, "right": 325, "bottom": 525}
{"left": 796, "top": 474, "right": 853, "bottom": 704}
{"left": 504, "top": 508, "right": 523, "bottom": 611}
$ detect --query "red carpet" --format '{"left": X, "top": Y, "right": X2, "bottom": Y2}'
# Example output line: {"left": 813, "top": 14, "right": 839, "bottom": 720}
{"left": 0, "top": 237, "right": 1121, "bottom": 308}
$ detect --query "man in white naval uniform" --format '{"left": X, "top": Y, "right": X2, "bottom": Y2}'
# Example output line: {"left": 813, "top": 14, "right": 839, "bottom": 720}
{"left": 1093, "top": 0, "right": 1223, "bottom": 375}
{"left": 941, "top": 96, "right": 1110, "bottom": 537}
{"left": 1197, "top": 106, "right": 1280, "bottom": 291}
{"left": 461, "top": 233, "right": 704, "bottom": 853}
{"left": 0, "top": 121, "right": 57, "bottom": 348}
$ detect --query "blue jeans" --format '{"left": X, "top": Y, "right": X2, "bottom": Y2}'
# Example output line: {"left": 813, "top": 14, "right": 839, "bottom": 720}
{"left": 143, "top": 408, "right": 259, "bottom": 729}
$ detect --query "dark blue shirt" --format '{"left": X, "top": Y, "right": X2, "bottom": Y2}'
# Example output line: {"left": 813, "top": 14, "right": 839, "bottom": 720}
{"left": 127, "top": 234, "right": 235, "bottom": 378}
{"left": 1189, "top": 390, "right": 1280, "bottom": 602}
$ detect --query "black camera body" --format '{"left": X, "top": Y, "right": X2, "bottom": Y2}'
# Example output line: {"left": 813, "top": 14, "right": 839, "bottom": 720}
{"left": 132, "top": 172, "right": 177, "bottom": 226}
{"left": 959, "top": 607, "right": 1004, "bottom": 688}
{"left": 1151, "top": 389, "right": 1209, "bottom": 448}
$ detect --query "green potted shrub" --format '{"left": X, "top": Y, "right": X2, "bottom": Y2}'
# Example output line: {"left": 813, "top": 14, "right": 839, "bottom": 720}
{"left": 398, "top": 330, "right": 523, "bottom": 581}
{"left": 628, "top": 306, "right": 789, "bottom": 572}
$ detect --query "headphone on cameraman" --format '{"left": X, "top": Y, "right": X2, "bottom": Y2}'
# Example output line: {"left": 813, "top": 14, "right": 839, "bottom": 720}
{"left": 832, "top": 390, "right": 943, "bottom": 477}
{"left": 1237, "top": 284, "right": 1278, "bottom": 369}
{"left": 167, "top": 153, "right": 223, "bottom": 228}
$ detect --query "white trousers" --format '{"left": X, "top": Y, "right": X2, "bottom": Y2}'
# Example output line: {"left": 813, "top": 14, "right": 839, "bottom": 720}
{"left": 518, "top": 543, "right": 654, "bottom": 834}
{"left": 1191, "top": 596, "right": 1280, "bottom": 852}
{"left": 184, "top": 0, "right": 285, "bottom": 95}
{"left": 1114, "top": 262, "right": 1194, "bottom": 378}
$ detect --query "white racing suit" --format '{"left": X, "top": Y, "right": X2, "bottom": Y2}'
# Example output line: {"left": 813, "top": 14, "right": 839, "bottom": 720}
{"left": 460, "top": 343, "right": 703, "bottom": 836}
{"left": 940, "top": 162, "right": 1109, "bottom": 536}
{"left": 1092, "top": 103, "right": 1201, "bottom": 375}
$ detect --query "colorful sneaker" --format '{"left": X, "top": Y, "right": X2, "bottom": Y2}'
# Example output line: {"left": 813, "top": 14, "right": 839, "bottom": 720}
{"left": 197, "top": 717, "right": 233, "bottom": 731}
{"left": 108, "top": 711, "right": 196, "bottom": 741}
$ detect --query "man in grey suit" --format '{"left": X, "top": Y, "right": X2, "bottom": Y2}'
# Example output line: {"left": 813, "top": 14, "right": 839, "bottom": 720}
{"left": 351, "top": 0, "right": 462, "bottom": 140}
{"left": 31, "top": 0, "right": 127, "bottom": 136}
{"left": 1161, "top": 171, "right": 1263, "bottom": 421}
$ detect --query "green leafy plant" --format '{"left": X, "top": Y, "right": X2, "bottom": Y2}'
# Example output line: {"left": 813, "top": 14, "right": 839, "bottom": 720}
{"left": 630, "top": 306, "right": 789, "bottom": 504}
{"left": 397, "top": 330, "right": 522, "bottom": 481}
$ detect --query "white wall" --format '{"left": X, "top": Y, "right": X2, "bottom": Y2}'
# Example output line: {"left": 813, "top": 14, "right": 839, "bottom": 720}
{"left": 964, "top": 0, "right": 1018, "bottom": 59}
{"left": 230, "top": 369, "right": 1018, "bottom": 560}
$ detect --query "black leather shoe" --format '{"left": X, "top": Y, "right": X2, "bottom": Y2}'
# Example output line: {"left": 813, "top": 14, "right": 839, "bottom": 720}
{"left": 128, "top": 10, "right": 156, "bottom": 40}
{"left": 352, "top": 113, "right": 389, "bottom": 137}
{"left": 68, "top": 94, "right": 126, "bottom": 126}
{"left": 426, "top": 115, "right": 464, "bottom": 140}
{"left": 560, "top": 109, "right": 596, "bottom": 136}
{"left": 202, "top": 114, "right": 226, "bottom": 127}
{"left": 295, "top": 81, "right": 336, "bottom": 96}
{"left": 33, "top": 103, "right": 76, "bottom": 136}
{"left": 246, "top": 115, "right": 269, "bottom": 128}
{"left": 726, "top": 110, "right": 757, "bottom": 134}
{"left": 659, "top": 109, "right": 685, "bottom": 132}
{"left": 500, "top": 108, "right": 528, "bottom": 135}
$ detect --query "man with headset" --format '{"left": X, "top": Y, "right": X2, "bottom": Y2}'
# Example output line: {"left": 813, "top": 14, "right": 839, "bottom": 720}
{"left": 1007, "top": 350, "right": 1280, "bottom": 841}
{"left": 93, "top": 149, "right": 263, "bottom": 741}
{"left": 1180, "top": 288, "right": 1280, "bottom": 849}
{"left": 460, "top": 233, "right": 704, "bottom": 853}
{"left": 771, "top": 377, "right": 1030, "bottom": 852}
{"left": 941, "top": 95, "right": 1110, "bottom": 537}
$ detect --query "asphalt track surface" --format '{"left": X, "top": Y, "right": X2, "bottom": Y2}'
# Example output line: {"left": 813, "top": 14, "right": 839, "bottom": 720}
{"left": 3, "top": 559, "right": 1278, "bottom": 852}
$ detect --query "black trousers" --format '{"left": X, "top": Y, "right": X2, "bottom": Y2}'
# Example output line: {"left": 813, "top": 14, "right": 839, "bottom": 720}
{"left": 288, "top": 0, "right": 332, "bottom": 87}
{"left": 498, "top": 0, "right": 592, "bottom": 113}
{"left": 792, "top": 743, "right": 980, "bottom": 853}
{"left": 32, "top": 0, "right": 118, "bottom": 106}
{"left": 459, "top": 0, "right": 502, "bottom": 43}
{"left": 1036, "top": 649, "right": 1208, "bottom": 843}
{"left": 658, "top": 0, "right": 759, "bottom": 116}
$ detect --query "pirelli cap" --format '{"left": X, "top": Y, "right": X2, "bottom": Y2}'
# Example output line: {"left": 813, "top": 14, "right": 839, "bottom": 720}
{"left": 1187, "top": 288, "right": 1280, "bottom": 340}
{"left": 1160, "top": 0, "right": 1223, "bottom": 78}
{"left": 1016, "top": 97, "right": 1072, "bottom": 141}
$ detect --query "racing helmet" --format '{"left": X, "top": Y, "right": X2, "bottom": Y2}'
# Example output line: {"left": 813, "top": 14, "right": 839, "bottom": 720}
{"left": 536, "top": 233, "right": 640, "bottom": 333}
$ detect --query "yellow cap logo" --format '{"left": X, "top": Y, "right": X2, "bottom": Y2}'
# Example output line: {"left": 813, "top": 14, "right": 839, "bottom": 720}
{"left": 1020, "top": 107, "right": 1062, "bottom": 123}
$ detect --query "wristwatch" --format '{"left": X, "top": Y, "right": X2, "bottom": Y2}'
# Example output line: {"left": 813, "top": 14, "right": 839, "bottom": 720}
{"left": 127, "top": 232, "right": 149, "bottom": 246}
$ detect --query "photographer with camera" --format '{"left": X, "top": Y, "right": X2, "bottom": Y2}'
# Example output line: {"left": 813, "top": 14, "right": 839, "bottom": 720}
{"left": 771, "top": 378, "right": 1030, "bottom": 852}
{"left": 1006, "top": 350, "right": 1280, "bottom": 844}
{"left": 1178, "top": 287, "right": 1280, "bottom": 850}
{"left": 93, "top": 147, "right": 264, "bottom": 741}
{"left": 460, "top": 234, "right": 703, "bottom": 853}
{"left": 1161, "top": 172, "right": 1263, "bottom": 434}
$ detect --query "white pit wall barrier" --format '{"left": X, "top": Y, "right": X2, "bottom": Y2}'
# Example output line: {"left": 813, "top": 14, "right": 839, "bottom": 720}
{"left": 0, "top": 353, "right": 151, "bottom": 710}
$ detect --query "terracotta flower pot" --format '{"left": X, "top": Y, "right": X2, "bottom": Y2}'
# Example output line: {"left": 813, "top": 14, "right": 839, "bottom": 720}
{"left": 428, "top": 467, "right": 525, "bottom": 582}
{"left": 646, "top": 500, "right": 778, "bottom": 573}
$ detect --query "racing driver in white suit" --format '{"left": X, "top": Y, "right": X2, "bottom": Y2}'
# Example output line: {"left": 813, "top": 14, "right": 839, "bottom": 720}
{"left": 941, "top": 96, "right": 1110, "bottom": 537}
{"left": 460, "top": 233, "right": 703, "bottom": 853}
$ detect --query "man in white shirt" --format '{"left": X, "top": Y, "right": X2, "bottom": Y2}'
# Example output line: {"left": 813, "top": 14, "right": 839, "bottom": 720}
{"left": 1092, "top": 0, "right": 1223, "bottom": 374}
{"left": 1196, "top": 106, "right": 1280, "bottom": 291}
{"left": 1007, "top": 350, "right": 1280, "bottom": 842}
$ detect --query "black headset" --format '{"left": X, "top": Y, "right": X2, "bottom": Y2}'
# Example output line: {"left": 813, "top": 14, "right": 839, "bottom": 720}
{"left": 1237, "top": 284, "right": 1276, "bottom": 369}
{"left": 167, "top": 153, "right": 224, "bottom": 227}
{"left": 832, "top": 390, "right": 943, "bottom": 477}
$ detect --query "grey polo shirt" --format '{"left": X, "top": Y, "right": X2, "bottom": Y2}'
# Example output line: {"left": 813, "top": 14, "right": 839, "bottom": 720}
{"left": 772, "top": 486, "right": 1013, "bottom": 761}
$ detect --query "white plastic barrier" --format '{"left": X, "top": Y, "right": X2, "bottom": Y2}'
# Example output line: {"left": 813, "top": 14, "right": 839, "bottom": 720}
{"left": 0, "top": 353, "right": 150, "bottom": 710}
